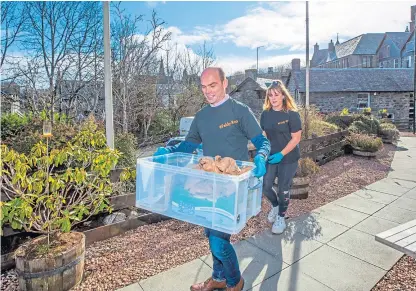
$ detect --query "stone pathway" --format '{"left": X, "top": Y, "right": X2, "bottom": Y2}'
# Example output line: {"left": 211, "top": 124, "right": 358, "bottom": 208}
{"left": 119, "top": 137, "right": 416, "bottom": 291}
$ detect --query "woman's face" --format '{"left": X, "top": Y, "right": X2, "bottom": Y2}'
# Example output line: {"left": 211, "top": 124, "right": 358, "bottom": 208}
{"left": 268, "top": 88, "right": 284, "bottom": 108}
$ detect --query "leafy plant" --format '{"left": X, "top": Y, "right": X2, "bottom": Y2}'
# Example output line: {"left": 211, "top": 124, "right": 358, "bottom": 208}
{"left": 298, "top": 106, "right": 339, "bottom": 139}
{"left": 348, "top": 116, "right": 380, "bottom": 135}
{"left": 347, "top": 133, "right": 383, "bottom": 152}
{"left": 296, "top": 158, "right": 319, "bottom": 177}
{"left": 0, "top": 117, "right": 121, "bottom": 242}
{"left": 115, "top": 132, "right": 138, "bottom": 168}
{"left": 0, "top": 113, "right": 31, "bottom": 140}
{"left": 2, "top": 112, "right": 77, "bottom": 155}
{"left": 340, "top": 108, "right": 349, "bottom": 116}
{"left": 379, "top": 123, "right": 400, "bottom": 140}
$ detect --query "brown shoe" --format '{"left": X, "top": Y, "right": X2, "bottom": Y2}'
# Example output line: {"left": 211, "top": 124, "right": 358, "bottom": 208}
{"left": 226, "top": 278, "right": 244, "bottom": 291}
{"left": 190, "top": 277, "right": 226, "bottom": 291}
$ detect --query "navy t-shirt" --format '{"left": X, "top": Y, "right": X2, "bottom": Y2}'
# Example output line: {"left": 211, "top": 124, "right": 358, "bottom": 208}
{"left": 185, "top": 98, "right": 263, "bottom": 162}
{"left": 260, "top": 109, "right": 302, "bottom": 164}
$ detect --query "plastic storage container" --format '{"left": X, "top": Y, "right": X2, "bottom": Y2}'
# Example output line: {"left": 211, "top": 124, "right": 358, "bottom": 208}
{"left": 136, "top": 153, "right": 263, "bottom": 234}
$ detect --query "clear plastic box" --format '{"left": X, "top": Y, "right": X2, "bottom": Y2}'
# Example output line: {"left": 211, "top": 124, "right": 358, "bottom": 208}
{"left": 136, "top": 153, "right": 263, "bottom": 234}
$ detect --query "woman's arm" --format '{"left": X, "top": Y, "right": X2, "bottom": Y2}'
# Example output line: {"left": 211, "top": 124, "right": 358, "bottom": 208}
{"left": 281, "top": 130, "right": 301, "bottom": 156}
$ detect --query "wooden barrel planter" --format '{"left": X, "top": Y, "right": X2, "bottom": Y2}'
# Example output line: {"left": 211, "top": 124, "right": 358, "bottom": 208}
{"left": 274, "top": 176, "right": 310, "bottom": 200}
{"left": 15, "top": 232, "right": 85, "bottom": 291}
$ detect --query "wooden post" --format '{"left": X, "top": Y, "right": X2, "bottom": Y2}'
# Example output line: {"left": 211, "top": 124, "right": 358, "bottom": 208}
{"left": 311, "top": 133, "right": 317, "bottom": 161}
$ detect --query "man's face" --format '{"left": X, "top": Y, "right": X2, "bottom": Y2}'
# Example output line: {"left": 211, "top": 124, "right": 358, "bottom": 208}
{"left": 200, "top": 69, "right": 228, "bottom": 105}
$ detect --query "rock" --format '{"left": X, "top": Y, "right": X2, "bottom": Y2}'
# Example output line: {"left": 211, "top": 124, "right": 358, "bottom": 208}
{"left": 103, "top": 212, "right": 126, "bottom": 225}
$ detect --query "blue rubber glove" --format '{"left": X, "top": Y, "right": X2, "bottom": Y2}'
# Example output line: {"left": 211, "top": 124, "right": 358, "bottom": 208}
{"left": 268, "top": 152, "right": 284, "bottom": 164}
{"left": 252, "top": 154, "right": 267, "bottom": 178}
{"left": 153, "top": 147, "right": 170, "bottom": 156}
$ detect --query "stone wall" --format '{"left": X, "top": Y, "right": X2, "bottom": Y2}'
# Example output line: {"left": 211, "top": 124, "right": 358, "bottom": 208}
{"left": 310, "top": 91, "right": 411, "bottom": 119}
{"left": 230, "top": 79, "right": 264, "bottom": 118}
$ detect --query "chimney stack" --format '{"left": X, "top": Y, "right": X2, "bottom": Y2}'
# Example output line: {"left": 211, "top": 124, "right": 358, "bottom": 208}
{"left": 245, "top": 69, "right": 257, "bottom": 81}
{"left": 291, "top": 58, "right": 301, "bottom": 71}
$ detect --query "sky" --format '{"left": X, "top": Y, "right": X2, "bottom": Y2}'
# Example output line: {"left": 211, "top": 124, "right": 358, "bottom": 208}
{"left": 119, "top": 0, "right": 414, "bottom": 75}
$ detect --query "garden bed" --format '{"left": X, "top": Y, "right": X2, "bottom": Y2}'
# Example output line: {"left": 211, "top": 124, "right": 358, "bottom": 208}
{"left": 1, "top": 144, "right": 400, "bottom": 291}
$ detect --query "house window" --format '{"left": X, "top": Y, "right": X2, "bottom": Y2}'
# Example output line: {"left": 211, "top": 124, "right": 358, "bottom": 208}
{"left": 357, "top": 93, "right": 370, "bottom": 109}
{"left": 394, "top": 59, "right": 399, "bottom": 68}
{"left": 346, "top": 58, "right": 349, "bottom": 68}
{"left": 408, "top": 56, "right": 412, "bottom": 68}
{"left": 362, "top": 56, "right": 372, "bottom": 68}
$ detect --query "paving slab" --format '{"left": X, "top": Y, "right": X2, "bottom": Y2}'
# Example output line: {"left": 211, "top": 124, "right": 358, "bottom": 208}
{"left": 201, "top": 240, "right": 289, "bottom": 290}
{"left": 291, "top": 245, "right": 385, "bottom": 291}
{"left": 311, "top": 203, "right": 369, "bottom": 227}
{"left": 249, "top": 265, "right": 334, "bottom": 291}
{"left": 353, "top": 216, "right": 400, "bottom": 236}
{"left": 286, "top": 213, "right": 348, "bottom": 244}
{"left": 388, "top": 169, "right": 416, "bottom": 182}
{"left": 332, "top": 193, "right": 386, "bottom": 215}
{"left": 353, "top": 189, "right": 398, "bottom": 204}
{"left": 403, "top": 187, "right": 416, "bottom": 200}
{"left": 389, "top": 196, "right": 416, "bottom": 212}
{"left": 139, "top": 259, "right": 212, "bottom": 291}
{"left": 328, "top": 228, "right": 403, "bottom": 270}
{"left": 246, "top": 229, "right": 323, "bottom": 265}
{"left": 373, "top": 204, "right": 416, "bottom": 224}
{"left": 365, "top": 177, "right": 415, "bottom": 196}
{"left": 118, "top": 283, "right": 144, "bottom": 291}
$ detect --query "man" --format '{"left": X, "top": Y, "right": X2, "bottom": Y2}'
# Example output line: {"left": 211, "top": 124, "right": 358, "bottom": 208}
{"left": 154, "top": 67, "right": 270, "bottom": 291}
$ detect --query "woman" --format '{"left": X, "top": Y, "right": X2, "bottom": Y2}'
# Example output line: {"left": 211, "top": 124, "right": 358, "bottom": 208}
{"left": 260, "top": 80, "right": 302, "bottom": 234}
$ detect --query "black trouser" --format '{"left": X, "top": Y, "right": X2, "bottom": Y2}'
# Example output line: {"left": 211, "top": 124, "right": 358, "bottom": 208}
{"left": 263, "top": 162, "right": 298, "bottom": 217}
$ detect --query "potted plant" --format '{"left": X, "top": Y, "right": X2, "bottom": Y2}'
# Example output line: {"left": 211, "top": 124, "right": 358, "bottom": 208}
{"left": 0, "top": 117, "right": 120, "bottom": 291}
{"left": 378, "top": 122, "right": 400, "bottom": 144}
{"left": 347, "top": 133, "right": 383, "bottom": 157}
{"left": 378, "top": 109, "right": 388, "bottom": 119}
{"left": 274, "top": 157, "right": 319, "bottom": 200}
{"left": 363, "top": 107, "right": 372, "bottom": 116}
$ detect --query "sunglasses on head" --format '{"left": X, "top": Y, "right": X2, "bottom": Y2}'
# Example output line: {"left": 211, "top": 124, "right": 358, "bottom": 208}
{"left": 265, "top": 80, "right": 281, "bottom": 88}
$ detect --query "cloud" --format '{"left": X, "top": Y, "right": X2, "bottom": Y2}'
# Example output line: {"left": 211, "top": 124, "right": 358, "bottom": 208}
{"left": 166, "top": 26, "right": 212, "bottom": 46}
{"left": 216, "top": 1, "right": 413, "bottom": 51}
{"left": 216, "top": 53, "right": 304, "bottom": 76}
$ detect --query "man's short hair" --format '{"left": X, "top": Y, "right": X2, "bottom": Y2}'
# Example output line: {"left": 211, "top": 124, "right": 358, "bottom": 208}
{"left": 203, "top": 67, "right": 225, "bottom": 81}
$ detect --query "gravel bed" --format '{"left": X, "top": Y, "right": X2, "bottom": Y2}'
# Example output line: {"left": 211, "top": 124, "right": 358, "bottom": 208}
{"left": 1, "top": 145, "right": 400, "bottom": 291}
{"left": 372, "top": 255, "right": 416, "bottom": 291}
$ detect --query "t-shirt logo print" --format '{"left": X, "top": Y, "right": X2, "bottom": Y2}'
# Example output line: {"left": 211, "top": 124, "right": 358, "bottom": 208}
{"left": 219, "top": 120, "right": 239, "bottom": 129}
{"left": 277, "top": 120, "right": 289, "bottom": 125}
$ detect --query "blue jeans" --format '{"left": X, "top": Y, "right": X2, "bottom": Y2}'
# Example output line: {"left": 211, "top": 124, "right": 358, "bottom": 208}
{"left": 204, "top": 228, "right": 241, "bottom": 287}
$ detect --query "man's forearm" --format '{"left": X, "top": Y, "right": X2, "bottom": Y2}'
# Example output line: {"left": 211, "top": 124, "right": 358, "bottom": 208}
{"left": 251, "top": 134, "right": 271, "bottom": 158}
{"left": 167, "top": 140, "right": 200, "bottom": 154}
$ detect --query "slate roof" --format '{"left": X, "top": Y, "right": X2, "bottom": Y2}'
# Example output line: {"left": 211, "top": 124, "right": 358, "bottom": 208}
{"left": 312, "top": 33, "right": 385, "bottom": 66}
{"left": 310, "top": 48, "right": 328, "bottom": 67}
{"left": 384, "top": 32, "right": 412, "bottom": 50}
{"left": 287, "top": 68, "right": 414, "bottom": 93}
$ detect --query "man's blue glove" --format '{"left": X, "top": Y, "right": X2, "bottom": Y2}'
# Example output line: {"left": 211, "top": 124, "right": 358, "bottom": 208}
{"left": 252, "top": 154, "right": 267, "bottom": 178}
{"left": 268, "top": 152, "right": 284, "bottom": 164}
{"left": 153, "top": 147, "right": 170, "bottom": 156}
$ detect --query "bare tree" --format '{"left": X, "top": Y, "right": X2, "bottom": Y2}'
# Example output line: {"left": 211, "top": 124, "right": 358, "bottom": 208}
{"left": 1, "top": 2, "right": 26, "bottom": 68}
{"left": 111, "top": 3, "right": 171, "bottom": 133}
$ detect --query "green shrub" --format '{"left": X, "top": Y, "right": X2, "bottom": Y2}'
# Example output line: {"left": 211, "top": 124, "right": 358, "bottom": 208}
{"left": 348, "top": 116, "right": 380, "bottom": 135}
{"left": 2, "top": 113, "right": 80, "bottom": 155}
{"left": 0, "top": 117, "right": 120, "bottom": 238}
{"left": 296, "top": 158, "right": 320, "bottom": 177}
{"left": 299, "top": 106, "right": 339, "bottom": 138}
{"left": 325, "top": 114, "right": 354, "bottom": 129}
{"left": 1, "top": 113, "right": 31, "bottom": 140}
{"left": 379, "top": 123, "right": 400, "bottom": 139}
{"left": 115, "top": 132, "right": 138, "bottom": 167}
{"left": 347, "top": 133, "right": 383, "bottom": 152}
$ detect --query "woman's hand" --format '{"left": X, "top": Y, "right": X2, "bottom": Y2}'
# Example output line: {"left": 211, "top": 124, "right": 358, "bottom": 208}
{"left": 268, "top": 152, "right": 284, "bottom": 164}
